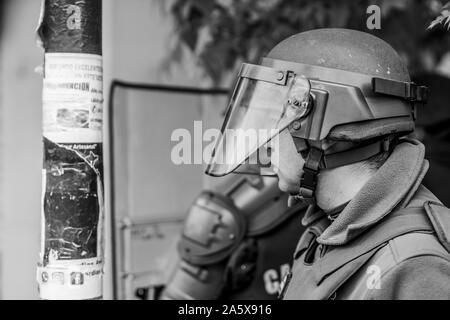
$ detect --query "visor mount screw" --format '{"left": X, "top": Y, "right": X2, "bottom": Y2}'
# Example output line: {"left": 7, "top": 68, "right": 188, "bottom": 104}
{"left": 229, "top": 233, "right": 235, "bottom": 240}
{"left": 292, "top": 121, "right": 301, "bottom": 130}
{"left": 277, "top": 71, "right": 285, "bottom": 81}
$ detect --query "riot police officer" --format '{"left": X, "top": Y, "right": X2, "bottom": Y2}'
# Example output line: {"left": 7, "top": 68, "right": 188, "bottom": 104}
{"left": 205, "top": 28, "right": 450, "bottom": 299}
{"left": 161, "top": 175, "right": 307, "bottom": 300}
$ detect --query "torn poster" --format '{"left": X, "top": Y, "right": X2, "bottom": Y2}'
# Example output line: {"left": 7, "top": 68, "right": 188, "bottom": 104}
{"left": 38, "top": 53, "right": 104, "bottom": 300}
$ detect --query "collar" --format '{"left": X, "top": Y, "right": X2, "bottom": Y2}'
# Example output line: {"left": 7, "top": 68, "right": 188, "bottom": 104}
{"left": 317, "top": 138, "right": 429, "bottom": 246}
{"left": 301, "top": 204, "right": 326, "bottom": 227}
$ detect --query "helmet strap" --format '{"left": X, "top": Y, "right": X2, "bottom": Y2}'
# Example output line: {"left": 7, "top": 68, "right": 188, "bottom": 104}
{"left": 292, "top": 136, "right": 395, "bottom": 205}
{"left": 298, "top": 146, "right": 323, "bottom": 204}
{"left": 320, "top": 138, "right": 393, "bottom": 169}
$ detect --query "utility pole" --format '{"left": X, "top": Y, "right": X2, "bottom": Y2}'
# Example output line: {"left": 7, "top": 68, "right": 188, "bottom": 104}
{"left": 36, "top": 0, "right": 104, "bottom": 300}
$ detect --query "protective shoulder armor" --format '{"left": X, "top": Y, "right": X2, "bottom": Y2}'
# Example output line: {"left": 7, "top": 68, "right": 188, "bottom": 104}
{"left": 424, "top": 201, "right": 450, "bottom": 252}
{"left": 178, "top": 191, "right": 247, "bottom": 266}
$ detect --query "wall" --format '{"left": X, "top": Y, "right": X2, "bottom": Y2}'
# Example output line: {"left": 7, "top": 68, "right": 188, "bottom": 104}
{"left": 0, "top": 0, "right": 43, "bottom": 299}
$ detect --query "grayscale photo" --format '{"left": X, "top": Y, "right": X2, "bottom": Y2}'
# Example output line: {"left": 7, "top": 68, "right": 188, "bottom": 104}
{"left": 0, "top": 0, "right": 450, "bottom": 308}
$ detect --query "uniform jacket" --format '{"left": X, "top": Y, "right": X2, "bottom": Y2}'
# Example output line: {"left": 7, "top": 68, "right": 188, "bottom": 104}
{"left": 282, "top": 139, "right": 450, "bottom": 300}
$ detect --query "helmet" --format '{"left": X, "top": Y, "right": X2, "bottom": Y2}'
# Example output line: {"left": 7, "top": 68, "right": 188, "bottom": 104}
{"left": 205, "top": 28, "right": 428, "bottom": 204}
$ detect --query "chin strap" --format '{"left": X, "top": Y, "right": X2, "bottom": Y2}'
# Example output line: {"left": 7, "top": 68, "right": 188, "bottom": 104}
{"left": 298, "top": 147, "right": 322, "bottom": 204}
{"left": 295, "top": 137, "right": 395, "bottom": 205}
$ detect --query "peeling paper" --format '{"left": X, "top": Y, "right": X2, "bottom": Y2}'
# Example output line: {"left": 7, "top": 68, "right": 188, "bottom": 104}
{"left": 42, "top": 53, "right": 103, "bottom": 143}
{"left": 38, "top": 142, "right": 104, "bottom": 301}
{"left": 42, "top": 138, "right": 103, "bottom": 263}
{"left": 38, "top": 52, "right": 104, "bottom": 300}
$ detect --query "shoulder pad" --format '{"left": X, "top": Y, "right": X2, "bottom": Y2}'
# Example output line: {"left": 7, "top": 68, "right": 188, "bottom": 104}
{"left": 178, "top": 191, "right": 246, "bottom": 266}
{"left": 425, "top": 201, "right": 450, "bottom": 252}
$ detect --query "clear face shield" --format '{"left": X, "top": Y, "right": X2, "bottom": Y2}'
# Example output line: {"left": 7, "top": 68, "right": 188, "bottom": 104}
{"left": 205, "top": 63, "right": 312, "bottom": 177}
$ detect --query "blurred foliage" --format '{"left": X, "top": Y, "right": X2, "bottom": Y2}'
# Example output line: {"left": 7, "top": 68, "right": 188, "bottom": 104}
{"left": 429, "top": 1, "right": 450, "bottom": 29}
{"left": 165, "top": 0, "right": 450, "bottom": 84}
